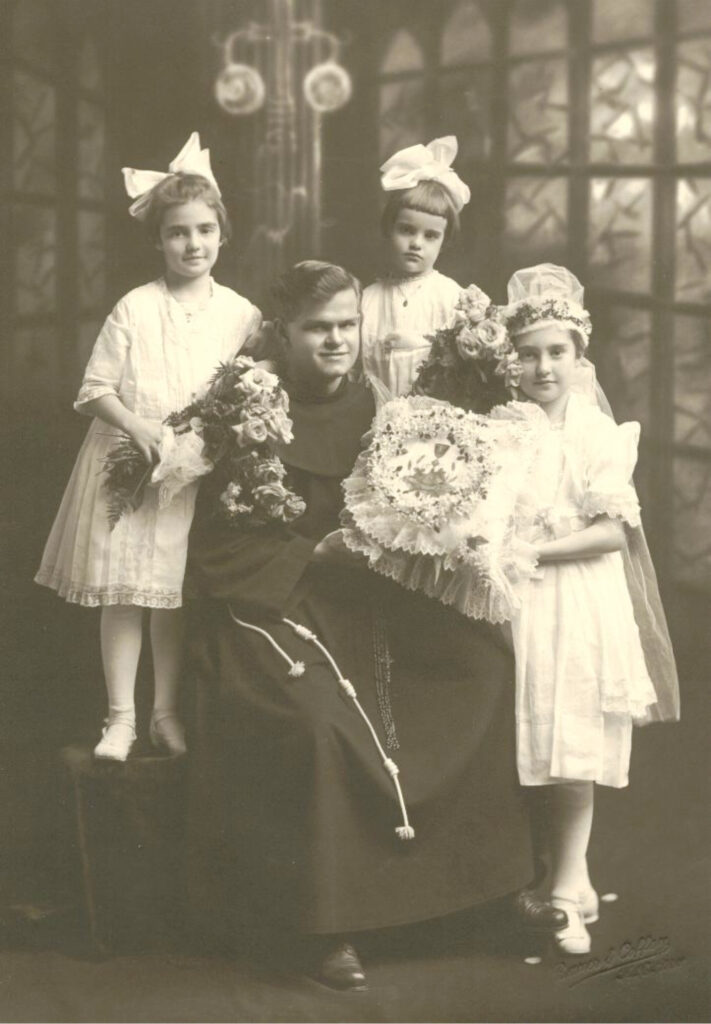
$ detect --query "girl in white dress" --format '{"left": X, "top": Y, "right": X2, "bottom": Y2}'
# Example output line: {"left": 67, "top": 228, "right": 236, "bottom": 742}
{"left": 35, "top": 134, "right": 261, "bottom": 762}
{"left": 493, "top": 265, "right": 679, "bottom": 955}
{"left": 361, "top": 136, "right": 470, "bottom": 398}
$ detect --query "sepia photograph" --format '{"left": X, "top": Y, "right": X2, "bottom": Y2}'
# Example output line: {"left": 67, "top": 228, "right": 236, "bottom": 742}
{"left": 2, "top": 0, "right": 710, "bottom": 1021}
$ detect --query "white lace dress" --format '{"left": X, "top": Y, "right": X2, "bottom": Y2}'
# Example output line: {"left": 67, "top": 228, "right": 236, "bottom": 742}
{"left": 361, "top": 270, "right": 461, "bottom": 398}
{"left": 35, "top": 278, "right": 261, "bottom": 608}
{"left": 501, "top": 396, "right": 658, "bottom": 788}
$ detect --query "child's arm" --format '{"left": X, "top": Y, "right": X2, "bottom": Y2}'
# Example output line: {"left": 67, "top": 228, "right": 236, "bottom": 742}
{"left": 535, "top": 514, "right": 625, "bottom": 564}
{"left": 81, "top": 394, "right": 162, "bottom": 465}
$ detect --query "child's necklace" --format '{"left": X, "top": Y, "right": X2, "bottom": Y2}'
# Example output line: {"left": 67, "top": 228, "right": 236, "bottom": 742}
{"left": 389, "top": 270, "right": 433, "bottom": 308}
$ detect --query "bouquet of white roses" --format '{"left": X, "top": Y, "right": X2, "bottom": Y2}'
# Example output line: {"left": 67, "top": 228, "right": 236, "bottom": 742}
{"left": 103, "top": 355, "right": 305, "bottom": 530}
{"left": 412, "top": 284, "right": 523, "bottom": 411}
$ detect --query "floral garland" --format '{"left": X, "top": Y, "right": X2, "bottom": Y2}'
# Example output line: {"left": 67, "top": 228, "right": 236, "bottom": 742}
{"left": 505, "top": 297, "right": 592, "bottom": 344}
{"left": 365, "top": 399, "right": 493, "bottom": 534}
{"left": 103, "top": 355, "right": 306, "bottom": 529}
{"left": 411, "top": 284, "right": 521, "bottom": 412}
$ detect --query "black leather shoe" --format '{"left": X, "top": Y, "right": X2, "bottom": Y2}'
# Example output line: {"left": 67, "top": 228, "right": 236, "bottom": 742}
{"left": 514, "top": 889, "right": 569, "bottom": 931}
{"left": 315, "top": 942, "right": 367, "bottom": 991}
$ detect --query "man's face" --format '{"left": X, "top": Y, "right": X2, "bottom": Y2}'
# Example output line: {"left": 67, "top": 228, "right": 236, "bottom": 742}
{"left": 283, "top": 288, "right": 361, "bottom": 393}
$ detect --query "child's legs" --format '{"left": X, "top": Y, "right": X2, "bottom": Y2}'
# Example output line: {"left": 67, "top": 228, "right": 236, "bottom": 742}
{"left": 150, "top": 607, "right": 185, "bottom": 713}
{"left": 548, "top": 781, "right": 594, "bottom": 900}
{"left": 100, "top": 604, "right": 144, "bottom": 721}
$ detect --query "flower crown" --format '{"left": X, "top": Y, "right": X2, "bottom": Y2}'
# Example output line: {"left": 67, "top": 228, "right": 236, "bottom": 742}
{"left": 503, "top": 297, "right": 592, "bottom": 348}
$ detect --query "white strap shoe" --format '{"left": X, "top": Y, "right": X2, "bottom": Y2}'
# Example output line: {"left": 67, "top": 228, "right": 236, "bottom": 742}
{"left": 551, "top": 896, "right": 591, "bottom": 955}
{"left": 149, "top": 711, "right": 187, "bottom": 756}
{"left": 579, "top": 886, "right": 599, "bottom": 924}
{"left": 94, "top": 720, "right": 136, "bottom": 762}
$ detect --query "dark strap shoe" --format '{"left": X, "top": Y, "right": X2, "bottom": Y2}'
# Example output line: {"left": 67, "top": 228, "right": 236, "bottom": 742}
{"left": 315, "top": 942, "right": 367, "bottom": 991}
{"left": 514, "top": 889, "right": 569, "bottom": 931}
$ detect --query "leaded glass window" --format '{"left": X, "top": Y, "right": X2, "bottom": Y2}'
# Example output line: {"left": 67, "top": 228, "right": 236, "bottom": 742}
{"left": 589, "top": 50, "right": 655, "bottom": 164}
{"left": 676, "top": 38, "right": 711, "bottom": 163}
{"left": 507, "top": 58, "right": 569, "bottom": 164}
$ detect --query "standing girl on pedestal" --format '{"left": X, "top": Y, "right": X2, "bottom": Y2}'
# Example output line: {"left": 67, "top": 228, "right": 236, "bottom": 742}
{"left": 35, "top": 133, "right": 261, "bottom": 762}
{"left": 492, "top": 264, "right": 679, "bottom": 955}
{"left": 360, "top": 136, "right": 469, "bottom": 399}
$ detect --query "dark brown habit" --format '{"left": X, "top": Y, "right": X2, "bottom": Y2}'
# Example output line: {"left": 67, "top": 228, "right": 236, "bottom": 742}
{"left": 184, "top": 378, "right": 532, "bottom": 937}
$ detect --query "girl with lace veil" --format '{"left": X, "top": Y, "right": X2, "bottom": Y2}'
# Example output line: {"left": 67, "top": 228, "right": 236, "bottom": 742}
{"left": 486, "top": 263, "right": 679, "bottom": 955}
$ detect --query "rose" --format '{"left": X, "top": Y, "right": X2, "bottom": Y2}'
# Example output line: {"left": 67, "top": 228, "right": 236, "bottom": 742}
{"left": 455, "top": 326, "right": 481, "bottom": 361}
{"left": 231, "top": 418, "right": 269, "bottom": 446}
{"left": 454, "top": 284, "right": 491, "bottom": 325}
{"left": 495, "top": 350, "right": 523, "bottom": 388}
{"left": 236, "top": 366, "right": 280, "bottom": 398}
{"left": 473, "top": 318, "right": 510, "bottom": 359}
{"left": 281, "top": 493, "right": 306, "bottom": 520}
{"left": 260, "top": 407, "right": 294, "bottom": 444}
{"left": 253, "top": 457, "right": 286, "bottom": 483}
{"left": 253, "top": 481, "right": 289, "bottom": 507}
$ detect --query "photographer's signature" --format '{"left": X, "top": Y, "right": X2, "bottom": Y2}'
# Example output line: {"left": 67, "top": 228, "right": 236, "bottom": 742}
{"left": 555, "top": 936, "right": 686, "bottom": 986}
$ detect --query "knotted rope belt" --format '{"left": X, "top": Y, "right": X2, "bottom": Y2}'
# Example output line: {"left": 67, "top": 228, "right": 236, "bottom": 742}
{"left": 228, "top": 606, "right": 415, "bottom": 841}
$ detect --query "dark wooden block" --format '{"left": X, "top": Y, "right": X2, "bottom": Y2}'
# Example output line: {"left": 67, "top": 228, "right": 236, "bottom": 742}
{"left": 61, "top": 744, "right": 187, "bottom": 955}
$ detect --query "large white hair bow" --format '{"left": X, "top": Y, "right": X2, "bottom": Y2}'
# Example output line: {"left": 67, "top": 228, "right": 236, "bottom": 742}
{"left": 122, "top": 132, "right": 221, "bottom": 220}
{"left": 380, "top": 135, "right": 471, "bottom": 212}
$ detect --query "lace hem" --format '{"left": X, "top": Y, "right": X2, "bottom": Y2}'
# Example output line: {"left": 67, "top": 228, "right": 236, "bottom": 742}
{"left": 580, "top": 489, "right": 640, "bottom": 527}
{"left": 342, "top": 529, "right": 538, "bottom": 624}
{"left": 34, "top": 569, "right": 182, "bottom": 608}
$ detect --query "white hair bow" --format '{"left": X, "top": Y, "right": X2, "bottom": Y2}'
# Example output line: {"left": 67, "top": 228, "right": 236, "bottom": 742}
{"left": 380, "top": 136, "right": 471, "bottom": 212}
{"left": 122, "top": 132, "right": 221, "bottom": 220}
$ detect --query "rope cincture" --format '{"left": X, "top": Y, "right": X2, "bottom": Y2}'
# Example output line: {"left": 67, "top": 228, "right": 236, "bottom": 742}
{"left": 227, "top": 606, "right": 415, "bottom": 840}
{"left": 283, "top": 617, "right": 415, "bottom": 841}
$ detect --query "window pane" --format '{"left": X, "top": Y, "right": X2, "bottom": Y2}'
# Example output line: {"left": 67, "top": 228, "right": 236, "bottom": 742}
{"left": 674, "top": 455, "right": 711, "bottom": 590}
{"left": 676, "top": 39, "right": 711, "bottom": 164}
{"left": 12, "top": 327, "right": 60, "bottom": 404}
{"left": 588, "top": 178, "right": 652, "bottom": 292}
{"left": 508, "top": 58, "right": 569, "bottom": 164}
{"left": 592, "top": 0, "right": 653, "bottom": 43}
{"left": 14, "top": 204, "right": 56, "bottom": 315}
{"left": 675, "top": 315, "right": 711, "bottom": 448}
{"left": 12, "top": 0, "right": 55, "bottom": 69}
{"left": 441, "top": 1, "right": 492, "bottom": 66}
{"left": 78, "top": 101, "right": 106, "bottom": 201}
{"left": 379, "top": 80, "right": 426, "bottom": 161}
{"left": 595, "top": 306, "right": 651, "bottom": 433}
{"left": 676, "top": 178, "right": 711, "bottom": 303}
{"left": 78, "top": 35, "right": 103, "bottom": 94}
{"left": 13, "top": 70, "right": 56, "bottom": 194}
{"left": 590, "top": 49, "right": 655, "bottom": 164}
{"left": 677, "top": 0, "right": 711, "bottom": 34}
{"left": 502, "top": 177, "right": 568, "bottom": 264}
{"left": 77, "top": 212, "right": 106, "bottom": 310}
{"left": 509, "top": 0, "right": 567, "bottom": 56}
{"left": 381, "top": 30, "right": 424, "bottom": 74}
{"left": 439, "top": 68, "right": 491, "bottom": 162}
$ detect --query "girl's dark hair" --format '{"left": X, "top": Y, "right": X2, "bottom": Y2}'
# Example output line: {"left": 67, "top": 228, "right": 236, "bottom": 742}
{"left": 142, "top": 172, "right": 231, "bottom": 244}
{"left": 380, "top": 180, "right": 460, "bottom": 242}
{"left": 271, "top": 260, "right": 362, "bottom": 323}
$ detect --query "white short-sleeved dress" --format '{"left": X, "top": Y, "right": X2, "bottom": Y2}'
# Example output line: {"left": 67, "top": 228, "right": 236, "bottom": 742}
{"left": 498, "top": 395, "right": 658, "bottom": 788}
{"left": 361, "top": 270, "right": 461, "bottom": 398}
{"left": 35, "top": 278, "right": 261, "bottom": 608}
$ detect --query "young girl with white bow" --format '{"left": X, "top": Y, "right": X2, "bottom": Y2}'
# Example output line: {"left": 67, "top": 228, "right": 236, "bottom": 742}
{"left": 360, "top": 136, "right": 470, "bottom": 399}
{"left": 491, "top": 265, "right": 679, "bottom": 954}
{"left": 36, "top": 133, "right": 261, "bottom": 762}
